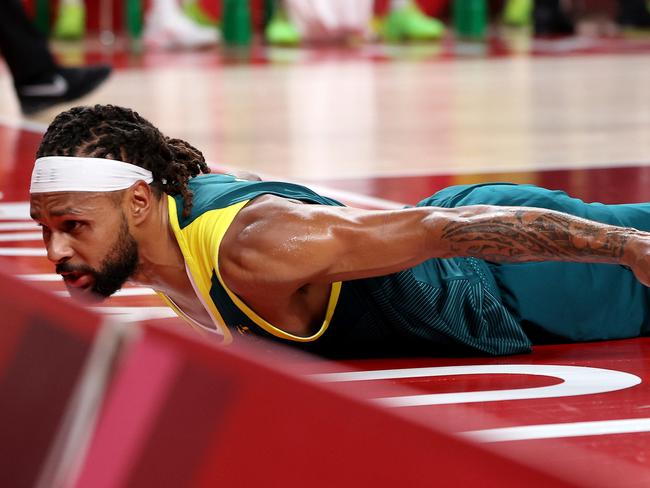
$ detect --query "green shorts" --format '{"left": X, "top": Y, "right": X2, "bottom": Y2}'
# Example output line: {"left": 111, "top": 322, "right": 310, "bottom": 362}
{"left": 421, "top": 183, "right": 650, "bottom": 343}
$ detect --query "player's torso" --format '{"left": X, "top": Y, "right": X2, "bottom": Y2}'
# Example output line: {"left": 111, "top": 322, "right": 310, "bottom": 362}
{"left": 160, "top": 174, "right": 349, "bottom": 347}
{"left": 160, "top": 175, "right": 531, "bottom": 357}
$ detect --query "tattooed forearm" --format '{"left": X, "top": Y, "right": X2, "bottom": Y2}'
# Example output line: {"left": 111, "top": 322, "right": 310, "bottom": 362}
{"left": 438, "top": 207, "right": 634, "bottom": 264}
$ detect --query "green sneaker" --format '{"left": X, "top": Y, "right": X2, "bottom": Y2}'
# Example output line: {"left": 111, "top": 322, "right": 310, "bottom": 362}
{"left": 265, "top": 14, "right": 300, "bottom": 46}
{"left": 183, "top": 0, "right": 218, "bottom": 27}
{"left": 382, "top": 2, "right": 444, "bottom": 42}
{"left": 502, "top": 0, "right": 532, "bottom": 27}
{"left": 53, "top": 2, "right": 85, "bottom": 40}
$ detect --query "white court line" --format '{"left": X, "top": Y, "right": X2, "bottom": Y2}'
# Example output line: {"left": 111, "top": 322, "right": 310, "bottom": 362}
{"left": 55, "top": 288, "right": 156, "bottom": 298}
{"left": 0, "top": 232, "right": 42, "bottom": 242}
{"left": 0, "top": 202, "right": 30, "bottom": 220}
{"left": 18, "top": 275, "right": 156, "bottom": 295}
{"left": 91, "top": 306, "right": 177, "bottom": 322}
{"left": 110, "top": 287, "right": 156, "bottom": 297}
{"left": 312, "top": 365, "right": 641, "bottom": 407}
{"left": 19, "top": 273, "right": 61, "bottom": 282}
{"left": 0, "top": 222, "right": 38, "bottom": 231}
{"left": 462, "top": 418, "right": 650, "bottom": 443}
{"left": 0, "top": 248, "right": 46, "bottom": 256}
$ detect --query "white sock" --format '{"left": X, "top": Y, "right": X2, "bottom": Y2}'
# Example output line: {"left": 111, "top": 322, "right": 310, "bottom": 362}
{"left": 390, "top": 0, "right": 410, "bottom": 11}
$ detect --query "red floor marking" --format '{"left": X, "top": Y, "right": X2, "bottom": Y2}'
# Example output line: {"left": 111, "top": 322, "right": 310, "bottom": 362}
{"left": 355, "top": 373, "right": 564, "bottom": 395}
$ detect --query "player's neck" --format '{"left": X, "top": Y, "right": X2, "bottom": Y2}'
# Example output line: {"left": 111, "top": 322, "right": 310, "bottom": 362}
{"left": 129, "top": 195, "right": 186, "bottom": 293}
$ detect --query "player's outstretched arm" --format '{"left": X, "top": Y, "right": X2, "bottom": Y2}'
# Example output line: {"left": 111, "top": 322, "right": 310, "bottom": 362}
{"left": 434, "top": 205, "right": 650, "bottom": 287}
{"left": 220, "top": 196, "right": 650, "bottom": 291}
{"left": 434, "top": 205, "right": 632, "bottom": 263}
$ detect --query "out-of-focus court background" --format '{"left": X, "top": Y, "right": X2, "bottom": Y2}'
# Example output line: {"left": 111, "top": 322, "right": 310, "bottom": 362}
{"left": 3, "top": 1, "right": 650, "bottom": 486}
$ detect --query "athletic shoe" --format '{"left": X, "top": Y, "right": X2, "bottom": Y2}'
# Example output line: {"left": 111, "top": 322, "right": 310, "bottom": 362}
{"left": 382, "top": 1, "right": 444, "bottom": 43}
{"left": 533, "top": 3, "right": 575, "bottom": 36}
{"left": 617, "top": 0, "right": 650, "bottom": 29}
{"left": 265, "top": 13, "right": 301, "bottom": 46}
{"left": 53, "top": 2, "right": 86, "bottom": 40}
{"left": 143, "top": 8, "right": 220, "bottom": 49}
{"left": 502, "top": 0, "right": 532, "bottom": 27}
{"left": 17, "top": 64, "right": 112, "bottom": 116}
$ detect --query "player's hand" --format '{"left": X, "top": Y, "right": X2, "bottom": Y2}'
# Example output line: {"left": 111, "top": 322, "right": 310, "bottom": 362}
{"left": 623, "top": 232, "right": 650, "bottom": 287}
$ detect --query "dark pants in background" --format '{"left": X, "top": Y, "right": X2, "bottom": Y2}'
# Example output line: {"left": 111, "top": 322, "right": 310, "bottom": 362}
{"left": 0, "top": 0, "right": 57, "bottom": 86}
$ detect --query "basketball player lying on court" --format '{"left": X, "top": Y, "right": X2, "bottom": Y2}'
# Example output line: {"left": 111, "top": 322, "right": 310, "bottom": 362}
{"left": 28, "top": 105, "right": 650, "bottom": 357}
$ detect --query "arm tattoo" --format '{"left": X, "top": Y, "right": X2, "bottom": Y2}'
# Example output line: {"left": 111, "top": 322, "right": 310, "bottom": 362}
{"left": 441, "top": 208, "right": 630, "bottom": 263}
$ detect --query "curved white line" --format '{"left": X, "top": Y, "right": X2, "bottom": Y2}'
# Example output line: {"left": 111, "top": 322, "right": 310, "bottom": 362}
{"left": 312, "top": 365, "right": 641, "bottom": 407}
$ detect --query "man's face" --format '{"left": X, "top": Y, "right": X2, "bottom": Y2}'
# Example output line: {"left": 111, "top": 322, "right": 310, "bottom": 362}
{"left": 29, "top": 192, "right": 139, "bottom": 301}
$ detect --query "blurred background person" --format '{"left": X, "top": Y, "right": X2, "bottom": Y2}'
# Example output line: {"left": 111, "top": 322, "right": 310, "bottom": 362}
{"left": 51, "top": 0, "right": 220, "bottom": 49}
{"left": 265, "top": 0, "right": 445, "bottom": 45}
{"left": 380, "top": 0, "right": 445, "bottom": 42}
{"left": 0, "top": 0, "right": 111, "bottom": 115}
{"left": 529, "top": 0, "right": 650, "bottom": 36}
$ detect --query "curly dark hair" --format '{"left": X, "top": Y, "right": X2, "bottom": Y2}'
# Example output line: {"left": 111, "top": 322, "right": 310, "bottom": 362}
{"left": 36, "top": 104, "right": 210, "bottom": 217}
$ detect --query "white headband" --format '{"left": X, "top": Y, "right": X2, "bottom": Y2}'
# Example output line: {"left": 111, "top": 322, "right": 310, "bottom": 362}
{"left": 30, "top": 156, "right": 154, "bottom": 194}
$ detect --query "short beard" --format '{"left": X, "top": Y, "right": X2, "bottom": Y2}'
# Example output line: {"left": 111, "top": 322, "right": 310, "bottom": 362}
{"left": 57, "top": 213, "right": 139, "bottom": 299}
{"left": 92, "top": 216, "right": 139, "bottom": 297}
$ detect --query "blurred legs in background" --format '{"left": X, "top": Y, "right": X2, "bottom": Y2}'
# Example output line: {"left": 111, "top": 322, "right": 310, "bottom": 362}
{"left": 53, "top": 0, "right": 85, "bottom": 40}
{"left": 533, "top": 0, "right": 575, "bottom": 36}
{"left": 265, "top": 0, "right": 446, "bottom": 45}
{"left": 533, "top": 0, "right": 650, "bottom": 36}
{"left": 143, "top": 0, "right": 220, "bottom": 49}
{"left": 283, "top": 0, "right": 374, "bottom": 43}
{"left": 502, "top": 0, "right": 533, "bottom": 27}
{"left": 382, "top": 0, "right": 445, "bottom": 42}
{"left": 616, "top": 0, "right": 650, "bottom": 29}
{"left": 266, "top": 0, "right": 301, "bottom": 46}
{"left": 0, "top": 0, "right": 111, "bottom": 115}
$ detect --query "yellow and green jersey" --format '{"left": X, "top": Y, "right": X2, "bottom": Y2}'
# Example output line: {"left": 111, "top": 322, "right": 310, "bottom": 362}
{"left": 158, "top": 174, "right": 535, "bottom": 358}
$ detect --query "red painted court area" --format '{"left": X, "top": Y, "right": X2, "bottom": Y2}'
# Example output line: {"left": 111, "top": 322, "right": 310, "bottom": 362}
{"left": 4, "top": 112, "right": 650, "bottom": 485}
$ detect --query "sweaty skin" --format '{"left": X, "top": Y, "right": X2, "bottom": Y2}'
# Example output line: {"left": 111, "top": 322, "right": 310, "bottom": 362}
{"left": 30, "top": 181, "right": 650, "bottom": 338}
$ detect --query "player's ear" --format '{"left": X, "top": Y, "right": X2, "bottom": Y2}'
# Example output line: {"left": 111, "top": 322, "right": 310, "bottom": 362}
{"left": 128, "top": 180, "right": 154, "bottom": 225}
